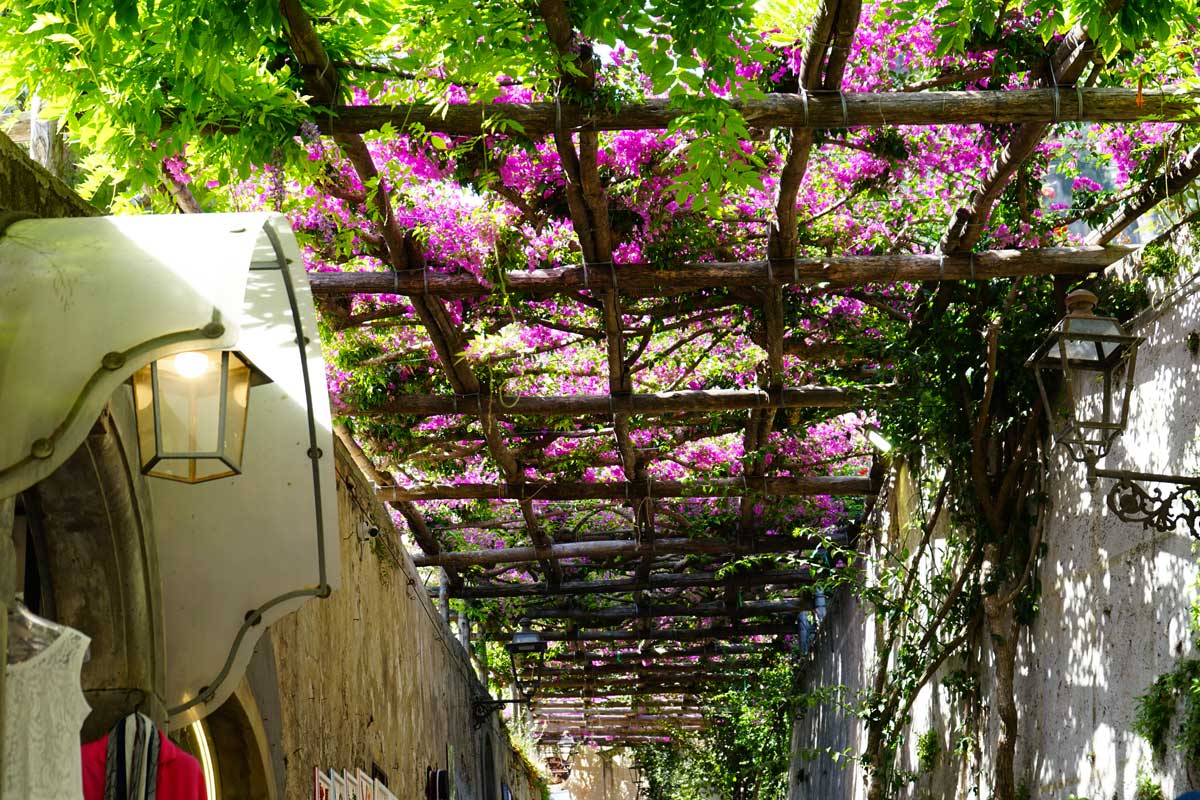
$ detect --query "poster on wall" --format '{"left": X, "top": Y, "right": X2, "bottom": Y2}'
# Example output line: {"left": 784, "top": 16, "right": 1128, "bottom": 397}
{"left": 331, "top": 769, "right": 346, "bottom": 800}
{"left": 375, "top": 779, "right": 399, "bottom": 800}
{"left": 315, "top": 768, "right": 333, "bottom": 800}
{"left": 344, "top": 770, "right": 363, "bottom": 800}
{"left": 358, "top": 769, "right": 375, "bottom": 800}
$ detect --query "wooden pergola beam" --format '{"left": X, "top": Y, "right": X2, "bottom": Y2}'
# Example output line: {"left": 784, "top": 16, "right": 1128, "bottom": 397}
{"left": 523, "top": 598, "right": 810, "bottom": 622}
{"left": 411, "top": 533, "right": 840, "bottom": 568}
{"left": 536, "top": 710, "right": 706, "bottom": 718}
{"left": 451, "top": 569, "right": 815, "bottom": 599}
{"left": 307, "top": 246, "right": 1133, "bottom": 298}
{"left": 537, "top": 663, "right": 759, "bottom": 678}
{"left": 346, "top": 385, "right": 865, "bottom": 418}
{"left": 537, "top": 724, "right": 707, "bottom": 734}
{"left": 539, "top": 622, "right": 799, "bottom": 642}
{"left": 387, "top": 473, "right": 872, "bottom": 504}
{"left": 536, "top": 674, "right": 741, "bottom": 690}
{"left": 315, "top": 88, "right": 1200, "bottom": 137}
{"left": 541, "top": 642, "right": 783, "bottom": 661}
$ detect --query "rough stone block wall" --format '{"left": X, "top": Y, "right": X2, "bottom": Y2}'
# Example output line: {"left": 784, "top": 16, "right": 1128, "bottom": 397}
{"left": 0, "top": 130, "right": 95, "bottom": 217}
{"left": 265, "top": 445, "right": 544, "bottom": 800}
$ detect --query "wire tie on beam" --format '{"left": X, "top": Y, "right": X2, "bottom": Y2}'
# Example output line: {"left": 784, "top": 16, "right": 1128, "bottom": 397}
{"left": 582, "top": 260, "right": 589, "bottom": 290}
{"left": 839, "top": 91, "right": 849, "bottom": 128}
{"left": 1048, "top": 59, "right": 1060, "bottom": 124}
{"left": 766, "top": 258, "right": 774, "bottom": 286}
{"left": 423, "top": 265, "right": 430, "bottom": 295}
{"left": 938, "top": 253, "right": 946, "bottom": 281}
{"left": 800, "top": 89, "right": 809, "bottom": 128}
{"left": 792, "top": 256, "right": 800, "bottom": 285}
{"left": 1076, "top": 86, "right": 1085, "bottom": 120}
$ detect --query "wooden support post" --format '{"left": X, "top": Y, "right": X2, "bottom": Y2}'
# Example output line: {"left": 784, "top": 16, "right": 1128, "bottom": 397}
{"left": 439, "top": 570, "right": 450, "bottom": 624}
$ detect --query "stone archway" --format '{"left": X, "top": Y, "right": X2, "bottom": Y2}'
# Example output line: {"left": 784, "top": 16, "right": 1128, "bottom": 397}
{"left": 25, "top": 394, "right": 167, "bottom": 739}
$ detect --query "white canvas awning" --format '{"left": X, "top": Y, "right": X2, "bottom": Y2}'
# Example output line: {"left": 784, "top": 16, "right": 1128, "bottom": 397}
{"left": 0, "top": 212, "right": 339, "bottom": 727}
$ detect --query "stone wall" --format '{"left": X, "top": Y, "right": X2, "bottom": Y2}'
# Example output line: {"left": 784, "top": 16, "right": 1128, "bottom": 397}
{"left": 789, "top": 247, "right": 1200, "bottom": 800}
{"left": 554, "top": 749, "right": 639, "bottom": 800}
{"left": 0, "top": 129, "right": 94, "bottom": 217}
{"left": 262, "top": 442, "right": 545, "bottom": 800}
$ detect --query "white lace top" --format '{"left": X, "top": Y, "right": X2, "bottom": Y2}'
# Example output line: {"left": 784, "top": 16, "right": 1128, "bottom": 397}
{"left": 4, "top": 627, "right": 91, "bottom": 800}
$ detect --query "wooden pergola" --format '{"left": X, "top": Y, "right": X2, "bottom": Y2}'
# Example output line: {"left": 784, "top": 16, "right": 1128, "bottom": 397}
{"left": 272, "top": 0, "right": 1200, "bottom": 746}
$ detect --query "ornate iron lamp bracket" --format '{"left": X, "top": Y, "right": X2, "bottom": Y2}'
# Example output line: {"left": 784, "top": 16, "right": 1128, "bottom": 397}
{"left": 471, "top": 696, "right": 528, "bottom": 729}
{"left": 1094, "top": 468, "right": 1200, "bottom": 538}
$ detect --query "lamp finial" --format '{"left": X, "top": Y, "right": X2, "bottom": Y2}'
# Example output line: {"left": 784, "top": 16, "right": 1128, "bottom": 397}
{"left": 1065, "top": 289, "right": 1098, "bottom": 316}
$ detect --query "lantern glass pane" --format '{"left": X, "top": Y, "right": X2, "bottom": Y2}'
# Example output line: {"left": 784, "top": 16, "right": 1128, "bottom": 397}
{"left": 131, "top": 351, "right": 253, "bottom": 483}
{"left": 156, "top": 350, "right": 224, "bottom": 456}
{"left": 222, "top": 352, "right": 252, "bottom": 471}
{"left": 132, "top": 365, "right": 157, "bottom": 472}
{"left": 1060, "top": 316, "right": 1125, "bottom": 364}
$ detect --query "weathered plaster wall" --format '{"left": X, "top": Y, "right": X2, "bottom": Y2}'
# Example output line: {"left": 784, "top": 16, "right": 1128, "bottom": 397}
{"left": 789, "top": 250, "right": 1200, "bottom": 800}
{"left": 556, "top": 749, "right": 639, "bottom": 800}
{"left": 263, "top": 442, "right": 544, "bottom": 800}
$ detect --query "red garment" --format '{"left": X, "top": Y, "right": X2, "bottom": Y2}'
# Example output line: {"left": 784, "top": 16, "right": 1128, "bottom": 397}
{"left": 81, "top": 730, "right": 207, "bottom": 800}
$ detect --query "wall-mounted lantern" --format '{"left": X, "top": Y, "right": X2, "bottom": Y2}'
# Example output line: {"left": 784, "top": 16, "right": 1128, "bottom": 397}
{"left": 507, "top": 618, "right": 548, "bottom": 699}
{"left": 1026, "top": 289, "right": 1143, "bottom": 465}
{"left": 1029, "top": 289, "right": 1200, "bottom": 536}
{"left": 557, "top": 732, "right": 576, "bottom": 765}
{"left": 133, "top": 350, "right": 260, "bottom": 483}
{"left": 472, "top": 620, "right": 548, "bottom": 728}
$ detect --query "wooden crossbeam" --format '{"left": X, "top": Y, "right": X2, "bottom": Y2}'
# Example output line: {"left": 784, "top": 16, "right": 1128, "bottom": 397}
{"left": 532, "top": 705, "right": 703, "bottom": 714}
{"left": 541, "top": 643, "right": 783, "bottom": 661}
{"left": 387, "top": 473, "right": 871, "bottom": 504}
{"left": 411, "top": 534, "right": 839, "bottom": 568}
{"left": 451, "top": 569, "right": 815, "bottom": 599}
{"left": 523, "top": 598, "right": 810, "bottom": 622}
{"left": 307, "top": 246, "right": 1132, "bottom": 298}
{"left": 316, "top": 88, "right": 1200, "bottom": 136}
{"left": 536, "top": 674, "right": 740, "bottom": 690}
{"left": 537, "top": 663, "right": 757, "bottom": 679}
{"left": 536, "top": 710, "right": 706, "bottom": 719}
{"left": 539, "top": 622, "right": 798, "bottom": 643}
{"left": 538, "top": 724, "right": 707, "bottom": 735}
{"left": 346, "top": 385, "right": 865, "bottom": 418}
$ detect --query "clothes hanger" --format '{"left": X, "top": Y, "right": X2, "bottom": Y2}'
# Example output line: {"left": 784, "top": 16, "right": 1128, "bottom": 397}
{"left": 7, "top": 595, "right": 89, "bottom": 664}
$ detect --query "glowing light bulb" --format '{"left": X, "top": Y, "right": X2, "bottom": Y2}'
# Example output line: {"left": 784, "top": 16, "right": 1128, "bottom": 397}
{"left": 172, "top": 351, "right": 211, "bottom": 380}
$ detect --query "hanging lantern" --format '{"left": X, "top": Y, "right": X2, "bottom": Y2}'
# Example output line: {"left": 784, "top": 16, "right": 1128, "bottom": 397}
{"left": 557, "top": 732, "right": 576, "bottom": 764}
{"left": 132, "top": 350, "right": 253, "bottom": 483}
{"left": 506, "top": 618, "right": 548, "bottom": 699}
{"left": 1026, "top": 289, "right": 1143, "bottom": 464}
